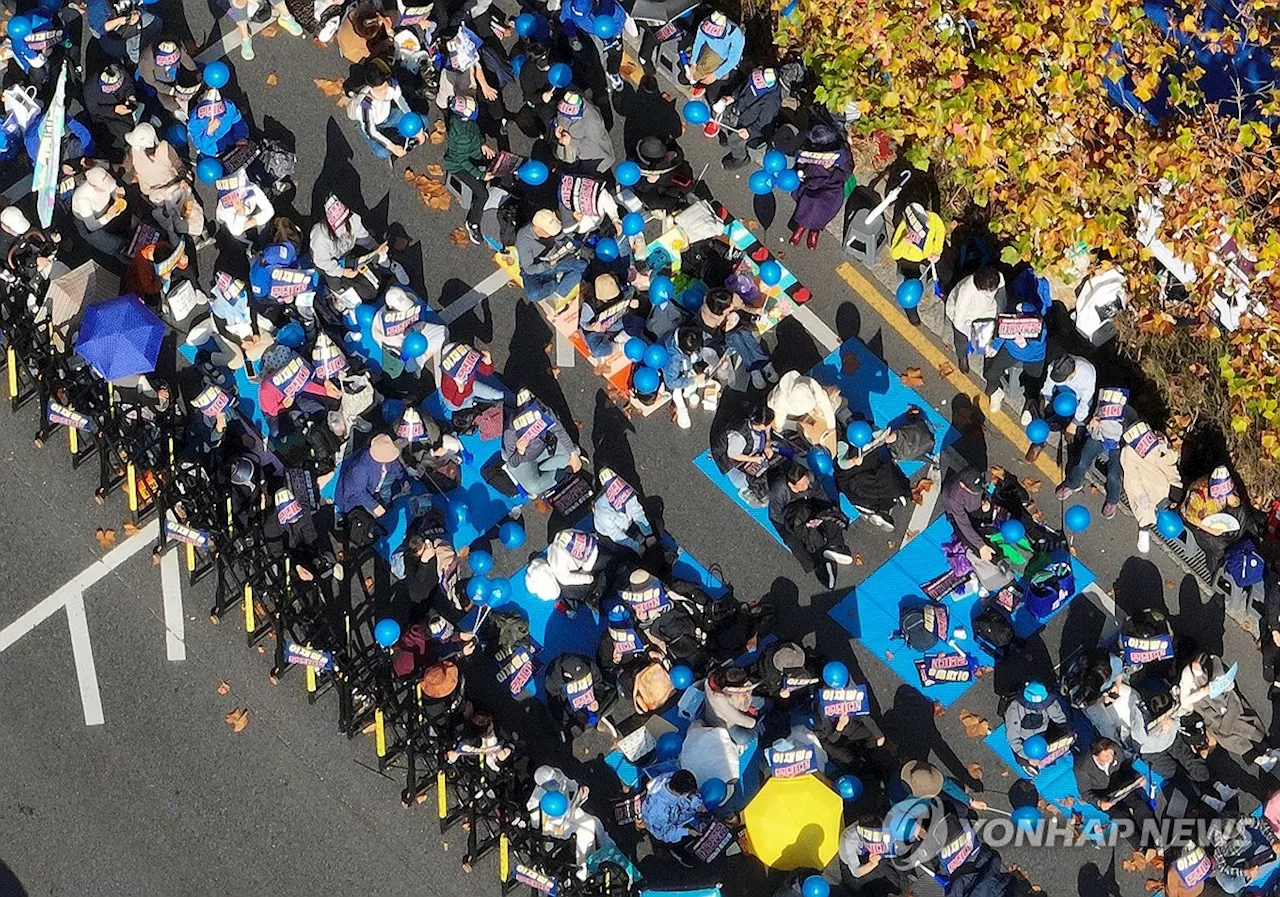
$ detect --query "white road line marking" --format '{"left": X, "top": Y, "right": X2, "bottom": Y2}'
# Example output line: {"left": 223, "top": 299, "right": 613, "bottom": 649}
{"left": 64, "top": 593, "right": 104, "bottom": 726}
{"left": 441, "top": 269, "right": 514, "bottom": 324}
{"left": 791, "top": 303, "right": 841, "bottom": 353}
{"left": 160, "top": 550, "right": 186, "bottom": 662}
{"left": 555, "top": 329, "right": 575, "bottom": 369}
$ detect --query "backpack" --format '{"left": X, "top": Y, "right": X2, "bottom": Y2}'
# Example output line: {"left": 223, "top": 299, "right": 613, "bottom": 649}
{"left": 897, "top": 601, "right": 943, "bottom": 651}
{"left": 888, "top": 406, "right": 935, "bottom": 463}
{"left": 1023, "top": 552, "right": 1075, "bottom": 619}
{"left": 1223, "top": 538, "right": 1265, "bottom": 588}
{"left": 973, "top": 604, "right": 1015, "bottom": 657}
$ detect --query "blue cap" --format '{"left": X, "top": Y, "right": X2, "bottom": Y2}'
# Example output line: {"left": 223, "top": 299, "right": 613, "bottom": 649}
{"left": 1023, "top": 681, "right": 1049, "bottom": 705}
{"left": 607, "top": 603, "right": 629, "bottom": 624}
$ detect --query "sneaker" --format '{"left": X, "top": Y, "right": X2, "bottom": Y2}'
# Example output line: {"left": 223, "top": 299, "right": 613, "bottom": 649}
{"left": 465, "top": 221, "right": 482, "bottom": 245}
{"left": 1055, "top": 484, "right": 1081, "bottom": 501}
{"left": 673, "top": 400, "right": 691, "bottom": 429}
{"left": 607, "top": 72, "right": 624, "bottom": 92}
{"left": 331, "top": 562, "right": 345, "bottom": 581}
{"left": 823, "top": 548, "right": 854, "bottom": 566}
{"left": 1137, "top": 529, "right": 1151, "bottom": 553}
{"left": 763, "top": 362, "right": 778, "bottom": 383}
{"left": 240, "top": 38, "right": 255, "bottom": 60}
{"left": 690, "top": 84, "right": 706, "bottom": 99}
{"left": 1213, "top": 782, "right": 1239, "bottom": 802}
{"left": 277, "top": 13, "right": 304, "bottom": 35}
{"left": 390, "top": 260, "right": 410, "bottom": 285}
{"left": 822, "top": 561, "right": 837, "bottom": 589}
{"left": 1202, "top": 795, "right": 1225, "bottom": 812}
{"left": 867, "top": 513, "right": 895, "bottom": 532}
{"left": 1020, "top": 410, "right": 1033, "bottom": 426}
{"left": 738, "top": 486, "right": 767, "bottom": 507}
{"left": 722, "top": 153, "right": 749, "bottom": 171}
{"left": 988, "top": 387, "right": 1005, "bottom": 414}
{"left": 750, "top": 368, "right": 766, "bottom": 390}
{"left": 1102, "top": 502, "right": 1118, "bottom": 519}
{"left": 1256, "top": 750, "right": 1279, "bottom": 773}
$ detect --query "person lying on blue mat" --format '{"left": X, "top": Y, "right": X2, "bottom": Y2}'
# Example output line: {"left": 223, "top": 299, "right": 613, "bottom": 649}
{"left": 1005, "top": 680, "right": 1068, "bottom": 776}
{"left": 501, "top": 389, "right": 583, "bottom": 499}
{"left": 767, "top": 461, "right": 854, "bottom": 588}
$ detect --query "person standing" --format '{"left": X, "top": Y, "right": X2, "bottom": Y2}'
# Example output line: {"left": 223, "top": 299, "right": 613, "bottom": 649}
{"left": 225, "top": 0, "right": 304, "bottom": 61}
{"left": 787, "top": 124, "right": 853, "bottom": 250}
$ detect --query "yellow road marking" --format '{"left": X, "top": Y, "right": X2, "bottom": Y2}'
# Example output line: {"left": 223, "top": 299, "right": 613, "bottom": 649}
{"left": 835, "top": 262, "right": 1061, "bottom": 482}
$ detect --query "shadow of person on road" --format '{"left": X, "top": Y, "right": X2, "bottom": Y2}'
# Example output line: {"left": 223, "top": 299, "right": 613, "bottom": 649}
{"left": 503, "top": 299, "right": 579, "bottom": 444}
{"left": 882, "top": 683, "right": 981, "bottom": 791}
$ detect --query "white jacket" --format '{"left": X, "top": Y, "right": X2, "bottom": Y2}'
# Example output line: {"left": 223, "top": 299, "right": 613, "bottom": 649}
{"left": 944, "top": 272, "right": 1003, "bottom": 339}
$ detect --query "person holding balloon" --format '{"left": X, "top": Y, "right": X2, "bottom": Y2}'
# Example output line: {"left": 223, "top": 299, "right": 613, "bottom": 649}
{"left": 1119, "top": 422, "right": 1183, "bottom": 554}
{"left": 788, "top": 123, "right": 853, "bottom": 250}
{"left": 889, "top": 202, "right": 946, "bottom": 325}
{"left": 1027, "top": 354, "right": 1095, "bottom": 462}
{"left": 559, "top": 0, "right": 628, "bottom": 92}
{"left": 715, "top": 67, "right": 783, "bottom": 170}
{"left": 1004, "top": 680, "right": 1068, "bottom": 775}
{"left": 1055, "top": 386, "right": 1135, "bottom": 521}
{"left": 527, "top": 762, "right": 612, "bottom": 879}
{"left": 346, "top": 65, "right": 426, "bottom": 161}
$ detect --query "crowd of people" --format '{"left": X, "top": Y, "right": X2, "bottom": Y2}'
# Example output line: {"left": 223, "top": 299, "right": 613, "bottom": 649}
{"left": 4, "top": 2, "right": 1280, "bottom": 897}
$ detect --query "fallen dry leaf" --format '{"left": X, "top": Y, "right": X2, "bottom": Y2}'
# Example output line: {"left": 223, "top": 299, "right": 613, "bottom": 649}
{"left": 225, "top": 708, "right": 250, "bottom": 732}
{"left": 313, "top": 77, "right": 345, "bottom": 98}
{"left": 744, "top": 219, "right": 760, "bottom": 230}
{"left": 967, "top": 762, "right": 983, "bottom": 780}
{"left": 261, "top": 23, "right": 279, "bottom": 38}
{"left": 975, "top": 665, "right": 993, "bottom": 679}
{"left": 841, "top": 352, "right": 860, "bottom": 375}
{"left": 217, "top": 681, "right": 230, "bottom": 695}
{"left": 1087, "top": 483, "right": 1101, "bottom": 495}
{"left": 425, "top": 163, "right": 445, "bottom": 177}
{"left": 123, "top": 521, "right": 141, "bottom": 537}
{"left": 933, "top": 701, "right": 946, "bottom": 718}
{"left": 1144, "top": 882, "right": 1162, "bottom": 893}
{"left": 448, "top": 227, "right": 470, "bottom": 246}
{"left": 266, "top": 73, "right": 278, "bottom": 86}
{"left": 937, "top": 362, "right": 956, "bottom": 378}
{"left": 853, "top": 554, "right": 864, "bottom": 566}
{"left": 256, "top": 645, "right": 266, "bottom": 654}
{"left": 1059, "top": 796, "right": 1075, "bottom": 807}
{"left": 429, "top": 119, "right": 447, "bottom": 144}
{"left": 1122, "top": 851, "right": 1149, "bottom": 873}
{"left": 902, "top": 367, "right": 925, "bottom": 388}
{"left": 1020, "top": 477, "right": 1043, "bottom": 494}
{"left": 958, "top": 708, "right": 991, "bottom": 737}
{"left": 903, "top": 529, "right": 919, "bottom": 541}
{"left": 1000, "top": 770, "right": 1010, "bottom": 777}
{"left": 1164, "top": 579, "right": 1174, "bottom": 589}
{"left": 911, "top": 478, "right": 935, "bottom": 505}
{"left": 95, "top": 528, "right": 117, "bottom": 550}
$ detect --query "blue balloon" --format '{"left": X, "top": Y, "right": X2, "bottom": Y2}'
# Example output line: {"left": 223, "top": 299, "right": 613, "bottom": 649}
{"left": 1023, "top": 734, "right": 1048, "bottom": 760}
{"left": 1064, "top": 504, "right": 1091, "bottom": 533}
{"left": 748, "top": 170, "right": 774, "bottom": 195}
{"left": 548, "top": 62, "right": 572, "bottom": 88}
{"left": 6, "top": 15, "right": 31, "bottom": 40}
{"left": 540, "top": 790, "right": 569, "bottom": 817}
{"left": 466, "top": 575, "right": 491, "bottom": 602}
{"left": 517, "top": 159, "right": 548, "bottom": 186}
{"left": 682, "top": 100, "right": 711, "bottom": 125}
{"left": 807, "top": 446, "right": 833, "bottom": 476}
{"left": 165, "top": 123, "right": 188, "bottom": 148}
{"left": 354, "top": 303, "right": 377, "bottom": 328}
{"left": 595, "top": 237, "right": 619, "bottom": 262}
{"left": 643, "top": 343, "right": 669, "bottom": 370}
{"left": 402, "top": 330, "right": 429, "bottom": 359}
{"left": 758, "top": 260, "right": 782, "bottom": 286}
{"left": 451, "top": 501, "right": 470, "bottom": 524}
{"left": 803, "top": 876, "right": 830, "bottom": 897}
{"left": 656, "top": 730, "right": 683, "bottom": 760}
{"left": 763, "top": 149, "right": 787, "bottom": 174}
{"left": 823, "top": 661, "right": 850, "bottom": 688}
{"left": 835, "top": 774, "right": 863, "bottom": 801}
{"left": 397, "top": 111, "right": 424, "bottom": 139}
{"left": 277, "top": 322, "right": 305, "bottom": 349}
{"left": 196, "top": 157, "right": 223, "bottom": 185}
{"left": 700, "top": 777, "right": 728, "bottom": 809}
{"left": 633, "top": 365, "right": 661, "bottom": 395}
{"left": 1012, "top": 805, "right": 1043, "bottom": 831}
{"left": 1052, "top": 389, "right": 1078, "bottom": 419}
{"left": 488, "top": 576, "right": 512, "bottom": 603}
{"left": 896, "top": 278, "right": 924, "bottom": 309}
{"left": 499, "top": 521, "right": 526, "bottom": 549}
{"left": 623, "top": 337, "right": 647, "bottom": 362}
{"left": 514, "top": 12, "right": 537, "bottom": 36}
{"left": 1000, "top": 519, "right": 1026, "bottom": 544}
{"left": 469, "top": 549, "right": 493, "bottom": 574}
{"left": 593, "top": 14, "right": 618, "bottom": 38}
{"left": 847, "top": 420, "right": 873, "bottom": 448}
{"left": 616, "top": 161, "right": 641, "bottom": 187}
{"left": 203, "top": 60, "right": 230, "bottom": 89}
{"left": 1026, "top": 418, "right": 1051, "bottom": 444}
{"left": 373, "top": 618, "right": 401, "bottom": 648}
{"left": 622, "top": 211, "right": 645, "bottom": 236}
{"left": 1157, "top": 509, "right": 1185, "bottom": 539}
{"left": 670, "top": 664, "right": 694, "bottom": 690}
{"left": 649, "top": 275, "right": 674, "bottom": 305}
{"left": 776, "top": 168, "right": 801, "bottom": 192}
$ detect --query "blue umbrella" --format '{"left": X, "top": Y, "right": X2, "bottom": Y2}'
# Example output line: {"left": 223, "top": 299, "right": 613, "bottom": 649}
{"left": 75, "top": 294, "right": 167, "bottom": 382}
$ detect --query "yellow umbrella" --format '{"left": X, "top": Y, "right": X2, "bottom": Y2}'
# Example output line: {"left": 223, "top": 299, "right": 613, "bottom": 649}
{"left": 742, "top": 775, "right": 844, "bottom": 871}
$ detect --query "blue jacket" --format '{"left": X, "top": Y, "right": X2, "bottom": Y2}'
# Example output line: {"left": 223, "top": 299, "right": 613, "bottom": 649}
{"left": 560, "top": 0, "right": 625, "bottom": 40}
{"left": 188, "top": 94, "right": 246, "bottom": 158}
{"left": 991, "top": 270, "right": 1050, "bottom": 363}
{"left": 335, "top": 448, "right": 405, "bottom": 515}
{"left": 689, "top": 19, "right": 744, "bottom": 81}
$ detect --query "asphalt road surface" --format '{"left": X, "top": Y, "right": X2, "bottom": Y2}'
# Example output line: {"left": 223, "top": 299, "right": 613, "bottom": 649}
{"left": 1, "top": 4, "right": 1275, "bottom": 897}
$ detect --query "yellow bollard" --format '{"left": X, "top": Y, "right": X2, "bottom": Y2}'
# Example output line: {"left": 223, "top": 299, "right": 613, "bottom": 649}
{"left": 68, "top": 425, "right": 78, "bottom": 456}
{"left": 126, "top": 463, "right": 138, "bottom": 513}
{"left": 243, "top": 583, "right": 255, "bottom": 632}
{"left": 499, "top": 835, "right": 510, "bottom": 881}
{"left": 305, "top": 665, "right": 317, "bottom": 693}
{"left": 374, "top": 709, "right": 387, "bottom": 757}
{"left": 185, "top": 543, "right": 196, "bottom": 572}
{"left": 437, "top": 770, "right": 448, "bottom": 818}
{"left": 7, "top": 347, "right": 17, "bottom": 399}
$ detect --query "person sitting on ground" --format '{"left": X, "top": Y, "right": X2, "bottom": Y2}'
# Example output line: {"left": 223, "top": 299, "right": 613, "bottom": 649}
{"left": 788, "top": 122, "right": 854, "bottom": 251}
{"left": 684, "top": 11, "right": 744, "bottom": 102}
{"left": 501, "top": 389, "right": 582, "bottom": 499}
{"left": 1005, "top": 680, "right": 1068, "bottom": 775}
{"left": 212, "top": 165, "right": 275, "bottom": 244}
{"left": 579, "top": 273, "right": 639, "bottom": 358}
{"left": 639, "top": 770, "right": 709, "bottom": 864}
{"left": 335, "top": 433, "right": 407, "bottom": 519}
{"left": 1073, "top": 737, "right": 1159, "bottom": 863}
{"left": 834, "top": 429, "right": 910, "bottom": 532}
{"left": 630, "top": 136, "right": 696, "bottom": 215}
{"left": 87, "top": 0, "right": 162, "bottom": 66}
{"left": 438, "top": 341, "right": 505, "bottom": 417}
{"left": 710, "top": 404, "right": 776, "bottom": 507}
{"left": 373, "top": 285, "right": 446, "bottom": 377}
{"left": 767, "top": 461, "right": 853, "bottom": 588}
{"left": 839, "top": 812, "right": 906, "bottom": 895}
{"left": 662, "top": 327, "right": 720, "bottom": 430}
{"left": 592, "top": 467, "right": 654, "bottom": 555}
{"left": 545, "top": 653, "right": 610, "bottom": 734}
{"left": 1119, "top": 422, "right": 1182, "bottom": 554}
{"left": 557, "top": 172, "right": 623, "bottom": 238}
{"left": 528, "top": 762, "right": 612, "bottom": 880}
{"left": 767, "top": 369, "right": 846, "bottom": 455}
{"left": 83, "top": 64, "right": 140, "bottom": 159}
{"left": 394, "top": 407, "right": 463, "bottom": 491}
{"left": 944, "top": 265, "right": 1003, "bottom": 374}
{"left": 516, "top": 209, "right": 590, "bottom": 303}
{"left": 526, "top": 528, "right": 611, "bottom": 613}
{"left": 71, "top": 164, "right": 130, "bottom": 260}
{"left": 1177, "top": 649, "right": 1280, "bottom": 772}
{"left": 1055, "top": 386, "right": 1135, "bottom": 521}
{"left": 310, "top": 194, "right": 406, "bottom": 302}
{"left": 1027, "top": 354, "right": 1095, "bottom": 462}
{"left": 942, "top": 465, "right": 992, "bottom": 558}
{"left": 138, "top": 37, "right": 200, "bottom": 120}
{"left": 1180, "top": 465, "right": 1253, "bottom": 576}
{"left": 336, "top": 3, "right": 396, "bottom": 64}
{"left": 347, "top": 64, "right": 426, "bottom": 160}
{"left": 596, "top": 602, "right": 658, "bottom": 675}
{"left": 719, "top": 66, "right": 782, "bottom": 170}
{"left": 187, "top": 87, "right": 249, "bottom": 159}
{"left": 699, "top": 287, "right": 775, "bottom": 389}
{"left": 553, "top": 90, "right": 615, "bottom": 174}
{"left": 703, "top": 666, "right": 762, "bottom": 746}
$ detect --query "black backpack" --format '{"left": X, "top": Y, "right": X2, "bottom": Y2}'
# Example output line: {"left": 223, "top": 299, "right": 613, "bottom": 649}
{"left": 897, "top": 603, "right": 940, "bottom": 651}
{"left": 973, "top": 603, "right": 1015, "bottom": 658}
